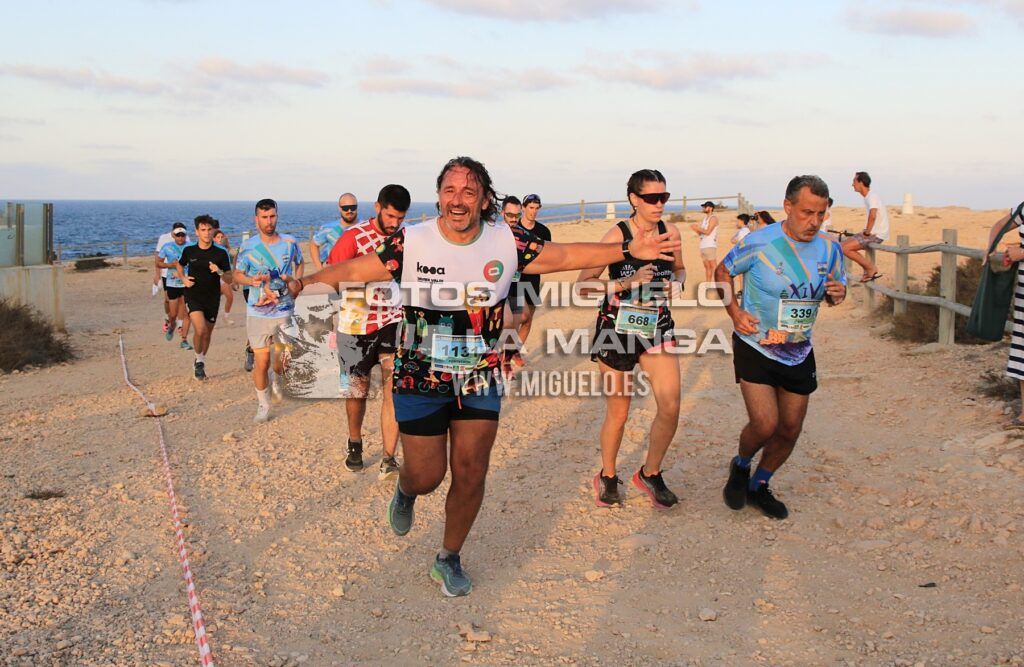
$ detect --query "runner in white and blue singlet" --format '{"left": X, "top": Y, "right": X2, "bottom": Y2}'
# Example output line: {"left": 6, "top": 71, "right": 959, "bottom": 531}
{"left": 716, "top": 175, "right": 847, "bottom": 521}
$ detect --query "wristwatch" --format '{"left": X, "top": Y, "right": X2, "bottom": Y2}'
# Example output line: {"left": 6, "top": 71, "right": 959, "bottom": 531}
{"left": 622, "top": 240, "right": 633, "bottom": 260}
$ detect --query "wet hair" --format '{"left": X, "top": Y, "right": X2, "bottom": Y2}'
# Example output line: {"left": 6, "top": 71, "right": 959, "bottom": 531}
{"left": 255, "top": 198, "right": 277, "bottom": 214}
{"left": 194, "top": 214, "right": 216, "bottom": 230}
{"left": 784, "top": 175, "right": 830, "bottom": 204}
{"left": 626, "top": 169, "right": 666, "bottom": 197}
{"left": 756, "top": 210, "right": 777, "bottom": 224}
{"left": 435, "top": 156, "right": 498, "bottom": 223}
{"left": 503, "top": 195, "right": 522, "bottom": 209}
{"left": 737, "top": 213, "right": 751, "bottom": 224}
{"left": 854, "top": 171, "right": 871, "bottom": 187}
{"left": 377, "top": 184, "right": 411, "bottom": 213}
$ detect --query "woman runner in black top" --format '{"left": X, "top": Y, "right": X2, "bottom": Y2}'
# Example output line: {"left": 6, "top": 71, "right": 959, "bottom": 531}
{"left": 575, "top": 169, "right": 686, "bottom": 509}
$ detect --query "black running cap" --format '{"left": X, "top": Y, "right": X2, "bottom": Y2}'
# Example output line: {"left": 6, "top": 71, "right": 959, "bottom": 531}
{"left": 701, "top": 201, "right": 715, "bottom": 208}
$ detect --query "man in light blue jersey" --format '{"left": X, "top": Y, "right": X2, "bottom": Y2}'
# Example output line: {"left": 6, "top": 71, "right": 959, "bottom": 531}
{"left": 156, "top": 226, "right": 193, "bottom": 350}
{"left": 234, "top": 198, "right": 304, "bottom": 422}
{"left": 309, "top": 193, "right": 359, "bottom": 270}
{"left": 715, "top": 175, "right": 847, "bottom": 519}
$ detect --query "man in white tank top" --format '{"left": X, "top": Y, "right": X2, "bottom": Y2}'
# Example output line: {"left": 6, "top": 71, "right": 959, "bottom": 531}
{"left": 690, "top": 200, "right": 719, "bottom": 285}
{"left": 288, "top": 156, "right": 679, "bottom": 598}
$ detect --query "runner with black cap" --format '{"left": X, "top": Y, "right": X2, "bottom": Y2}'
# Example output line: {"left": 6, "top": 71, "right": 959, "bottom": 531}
{"left": 509, "top": 193, "right": 552, "bottom": 348}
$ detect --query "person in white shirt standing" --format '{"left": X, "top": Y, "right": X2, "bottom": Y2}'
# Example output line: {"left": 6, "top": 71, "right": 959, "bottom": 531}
{"left": 690, "top": 201, "right": 718, "bottom": 285}
{"left": 842, "top": 171, "right": 889, "bottom": 282}
{"left": 732, "top": 213, "right": 752, "bottom": 244}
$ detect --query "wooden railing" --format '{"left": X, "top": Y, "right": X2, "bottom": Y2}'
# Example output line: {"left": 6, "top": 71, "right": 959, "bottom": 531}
{"left": 857, "top": 228, "right": 995, "bottom": 345}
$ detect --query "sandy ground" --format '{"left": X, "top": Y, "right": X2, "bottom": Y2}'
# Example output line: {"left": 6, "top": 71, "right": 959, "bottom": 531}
{"left": 2, "top": 206, "right": 1023, "bottom": 666}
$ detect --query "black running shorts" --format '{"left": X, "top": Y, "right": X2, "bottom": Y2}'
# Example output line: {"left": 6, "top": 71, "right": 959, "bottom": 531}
{"left": 165, "top": 286, "right": 184, "bottom": 300}
{"left": 732, "top": 334, "right": 817, "bottom": 395}
{"left": 185, "top": 292, "right": 220, "bottom": 324}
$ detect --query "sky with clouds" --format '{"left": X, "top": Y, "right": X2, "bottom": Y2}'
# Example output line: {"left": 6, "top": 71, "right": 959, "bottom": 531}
{"left": 0, "top": 0, "right": 1020, "bottom": 208}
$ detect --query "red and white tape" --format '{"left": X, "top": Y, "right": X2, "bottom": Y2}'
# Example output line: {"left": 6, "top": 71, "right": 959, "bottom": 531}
{"left": 118, "top": 335, "right": 215, "bottom": 666}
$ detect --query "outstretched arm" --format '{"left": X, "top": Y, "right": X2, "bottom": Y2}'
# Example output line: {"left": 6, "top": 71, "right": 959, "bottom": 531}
{"left": 286, "top": 253, "right": 391, "bottom": 295}
{"left": 525, "top": 232, "right": 679, "bottom": 275}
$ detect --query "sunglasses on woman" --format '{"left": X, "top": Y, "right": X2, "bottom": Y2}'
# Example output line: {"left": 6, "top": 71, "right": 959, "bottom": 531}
{"left": 634, "top": 192, "right": 671, "bottom": 205}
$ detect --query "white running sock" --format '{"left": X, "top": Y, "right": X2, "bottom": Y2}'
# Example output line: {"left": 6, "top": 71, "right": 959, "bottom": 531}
{"left": 257, "top": 388, "right": 271, "bottom": 408}
{"left": 176, "top": 319, "right": 183, "bottom": 329}
{"left": 196, "top": 353, "right": 205, "bottom": 363}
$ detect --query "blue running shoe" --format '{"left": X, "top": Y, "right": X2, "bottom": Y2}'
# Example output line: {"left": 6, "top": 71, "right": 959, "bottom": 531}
{"left": 180, "top": 339, "right": 193, "bottom": 350}
{"left": 387, "top": 481, "right": 415, "bottom": 536}
{"left": 430, "top": 554, "right": 472, "bottom": 597}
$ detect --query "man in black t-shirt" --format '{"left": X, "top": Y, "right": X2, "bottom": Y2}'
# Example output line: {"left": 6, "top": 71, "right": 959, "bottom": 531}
{"left": 512, "top": 193, "right": 552, "bottom": 346}
{"left": 175, "top": 216, "right": 233, "bottom": 380}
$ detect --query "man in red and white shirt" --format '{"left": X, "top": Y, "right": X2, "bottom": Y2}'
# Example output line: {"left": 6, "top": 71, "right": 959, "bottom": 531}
{"left": 326, "top": 184, "right": 410, "bottom": 479}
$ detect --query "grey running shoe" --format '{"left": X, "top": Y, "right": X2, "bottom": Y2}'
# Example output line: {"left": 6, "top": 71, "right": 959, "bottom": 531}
{"left": 193, "top": 361, "right": 207, "bottom": 381}
{"left": 378, "top": 455, "right": 400, "bottom": 481}
{"left": 430, "top": 554, "right": 472, "bottom": 597}
{"left": 253, "top": 403, "right": 270, "bottom": 423}
{"left": 244, "top": 346, "right": 254, "bottom": 372}
{"left": 387, "top": 481, "right": 415, "bottom": 536}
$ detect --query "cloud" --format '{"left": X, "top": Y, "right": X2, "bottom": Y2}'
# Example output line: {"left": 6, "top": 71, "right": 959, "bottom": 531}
{"left": 81, "top": 143, "right": 133, "bottom": 151}
{"left": 846, "top": 7, "right": 975, "bottom": 37}
{"left": 0, "top": 116, "right": 45, "bottom": 126}
{"left": 0, "top": 58, "right": 330, "bottom": 108}
{"left": 362, "top": 56, "right": 410, "bottom": 76}
{"left": 420, "top": 0, "right": 663, "bottom": 21}
{"left": 191, "top": 57, "right": 328, "bottom": 89}
{"left": 358, "top": 57, "right": 571, "bottom": 100}
{"left": 0, "top": 64, "right": 169, "bottom": 95}
{"left": 580, "top": 51, "right": 782, "bottom": 92}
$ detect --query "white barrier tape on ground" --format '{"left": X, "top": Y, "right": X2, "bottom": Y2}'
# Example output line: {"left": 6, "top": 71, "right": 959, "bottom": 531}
{"left": 117, "top": 335, "right": 215, "bottom": 667}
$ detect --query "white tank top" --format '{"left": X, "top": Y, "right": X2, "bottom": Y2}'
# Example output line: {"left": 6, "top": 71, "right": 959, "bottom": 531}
{"left": 699, "top": 215, "right": 718, "bottom": 248}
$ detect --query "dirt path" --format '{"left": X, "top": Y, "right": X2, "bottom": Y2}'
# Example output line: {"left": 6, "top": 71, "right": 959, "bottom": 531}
{"left": 2, "top": 209, "right": 1023, "bottom": 665}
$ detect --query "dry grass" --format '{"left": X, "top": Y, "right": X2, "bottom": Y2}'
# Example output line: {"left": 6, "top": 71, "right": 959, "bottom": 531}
{"left": 0, "top": 299, "right": 74, "bottom": 372}
{"left": 878, "top": 257, "right": 990, "bottom": 345}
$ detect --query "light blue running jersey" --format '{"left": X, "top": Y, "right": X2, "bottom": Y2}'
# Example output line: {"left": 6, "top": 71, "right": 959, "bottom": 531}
{"left": 158, "top": 241, "right": 186, "bottom": 288}
{"left": 722, "top": 223, "right": 846, "bottom": 365}
{"left": 236, "top": 234, "right": 304, "bottom": 318}
{"left": 312, "top": 221, "right": 347, "bottom": 263}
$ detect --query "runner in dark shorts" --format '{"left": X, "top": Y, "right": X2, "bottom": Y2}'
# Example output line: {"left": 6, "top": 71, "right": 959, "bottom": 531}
{"left": 577, "top": 169, "right": 686, "bottom": 510}
{"left": 289, "top": 156, "right": 678, "bottom": 597}
{"left": 176, "top": 216, "right": 233, "bottom": 380}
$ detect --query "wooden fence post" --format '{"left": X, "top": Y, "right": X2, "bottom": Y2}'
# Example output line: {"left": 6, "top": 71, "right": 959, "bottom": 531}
{"left": 894, "top": 235, "right": 909, "bottom": 317}
{"left": 938, "top": 228, "right": 957, "bottom": 345}
{"left": 122, "top": 239, "right": 128, "bottom": 266}
{"left": 579, "top": 199, "right": 586, "bottom": 224}
{"left": 863, "top": 245, "right": 877, "bottom": 311}
{"left": 682, "top": 196, "right": 688, "bottom": 222}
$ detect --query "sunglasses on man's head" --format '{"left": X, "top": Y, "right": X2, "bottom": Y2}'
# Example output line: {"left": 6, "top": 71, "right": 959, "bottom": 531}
{"left": 523, "top": 195, "right": 541, "bottom": 205}
{"left": 339, "top": 205, "right": 358, "bottom": 212}
{"left": 634, "top": 192, "right": 671, "bottom": 205}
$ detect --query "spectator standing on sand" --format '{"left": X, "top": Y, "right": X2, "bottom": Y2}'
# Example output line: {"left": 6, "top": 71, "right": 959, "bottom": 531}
{"left": 997, "top": 203, "right": 1024, "bottom": 427}
{"left": 690, "top": 201, "right": 718, "bottom": 285}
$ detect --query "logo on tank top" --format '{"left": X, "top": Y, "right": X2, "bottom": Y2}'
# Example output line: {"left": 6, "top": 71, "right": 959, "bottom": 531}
{"left": 417, "top": 262, "right": 446, "bottom": 275}
{"left": 482, "top": 260, "right": 504, "bottom": 282}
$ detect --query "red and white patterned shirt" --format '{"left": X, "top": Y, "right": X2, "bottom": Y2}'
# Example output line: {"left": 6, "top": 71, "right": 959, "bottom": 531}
{"left": 326, "top": 218, "right": 403, "bottom": 335}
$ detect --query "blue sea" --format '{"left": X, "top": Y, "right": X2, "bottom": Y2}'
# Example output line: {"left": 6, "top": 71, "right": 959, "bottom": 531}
{"left": 43, "top": 199, "right": 699, "bottom": 259}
